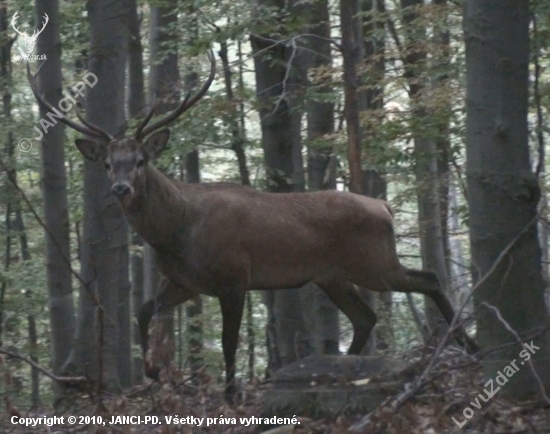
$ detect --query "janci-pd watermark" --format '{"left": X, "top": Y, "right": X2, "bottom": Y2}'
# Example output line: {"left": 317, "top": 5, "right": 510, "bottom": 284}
{"left": 451, "top": 340, "right": 540, "bottom": 428}
{"left": 18, "top": 67, "right": 99, "bottom": 152}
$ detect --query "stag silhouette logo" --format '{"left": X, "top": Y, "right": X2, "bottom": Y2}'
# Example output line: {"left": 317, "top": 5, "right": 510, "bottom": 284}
{"left": 11, "top": 11, "right": 49, "bottom": 57}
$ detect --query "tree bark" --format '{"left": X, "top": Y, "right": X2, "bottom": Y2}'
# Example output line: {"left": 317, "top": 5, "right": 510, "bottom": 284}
{"left": 65, "top": 0, "right": 129, "bottom": 391}
{"left": 341, "top": 0, "right": 363, "bottom": 195}
{"left": 464, "top": 0, "right": 550, "bottom": 398}
{"left": 252, "top": 0, "right": 311, "bottom": 372}
{"left": 303, "top": 0, "right": 340, "bottom": 355}
{"left": 219, "top": 37, "right": 255, "bottom": 375}
{"left": 128, "top": 0, "right": 145, "bottom": 118}
{"left": 401, "top": 0, "right": 450, "bottom": 339}
{"left": 34, "top": 0, "right": 76, "bottom": 396}
{"left": 185, "top": 150, "right": 204, "bottom": 374}
{"left": 144, "top": 0, "right": 181, "bottom": 367}
{"left": 433, "top": 0, "right": 452, "bottom": 277}
{"left": 127, "top": 0, "right": 145, "bottom": 386}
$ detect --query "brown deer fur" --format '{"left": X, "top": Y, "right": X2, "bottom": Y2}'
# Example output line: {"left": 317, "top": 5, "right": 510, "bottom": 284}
{"left": 76, "top": 131, "right": 478, "bottom": 402}
{"left": 27, "top": 54, "right": 478, "bottom": 403}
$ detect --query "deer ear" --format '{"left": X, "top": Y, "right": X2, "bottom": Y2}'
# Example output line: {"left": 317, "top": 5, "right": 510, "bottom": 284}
{"left": 143, "top": 129, "right": 170, "bottom": 159}
{"left": 75, "top": 139, "right": 107, "bottom": 162}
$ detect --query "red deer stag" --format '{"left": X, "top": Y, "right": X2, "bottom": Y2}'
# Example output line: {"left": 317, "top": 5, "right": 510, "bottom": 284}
{"left": 27, "top": 51, "right": 478, "bottom": 403}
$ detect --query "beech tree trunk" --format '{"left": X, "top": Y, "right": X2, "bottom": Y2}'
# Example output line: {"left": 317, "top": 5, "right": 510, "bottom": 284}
{"left": 65, "top": 0, "right": 129, "bottom": 390}
{"left": 464, "top": 0, "right": 550, "bottom": 398}
{"left": 34, "top": 0, "right": 76, "bottom": 396}
{"left": 401, "top": 0, "right": 450, "bottom": 339}
{"left": 219, "top": 38, "right": 255, "bottom": 374}
{"left": 142, "top": 0, "right": 181, "bottom": 368}
{"left": 252, "top": 0, "right": 311, "bottom": 371}
{"left": 433, "top": 0, "right": 452, "bottom": 276}
{"left": 304, "top": 0, "right": 339, "bottom": 355}
{"left": 184, "top": 150, "right": 204, "bottom": 374}
{"left": 127, "top": 0, "right": 145, "bottom": 386}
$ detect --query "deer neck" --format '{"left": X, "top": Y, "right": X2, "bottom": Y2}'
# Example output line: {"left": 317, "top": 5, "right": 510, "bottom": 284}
{"left": 123, "top": 164, "right": 187, "bottom": 248}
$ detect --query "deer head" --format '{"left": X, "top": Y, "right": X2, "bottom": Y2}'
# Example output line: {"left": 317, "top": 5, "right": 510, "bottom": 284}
{"left": 27, "top": 50, "right": 215, "bottom": 204}
{"left": 12, "top": 11, "right": 49, "bottom": 55}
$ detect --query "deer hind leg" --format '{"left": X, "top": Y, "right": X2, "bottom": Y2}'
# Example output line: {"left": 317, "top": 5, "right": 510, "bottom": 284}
{"left": 138, "top": 278, "right": 198, "bottom": 380}
{"left": 218, "top": 289, "right": 246, "bottom": 404}
{"left": 380, "top": 266, "right": 479, "bottom": 353}
{"left": 315, "top": 278, "right": 377, "bottom": 355}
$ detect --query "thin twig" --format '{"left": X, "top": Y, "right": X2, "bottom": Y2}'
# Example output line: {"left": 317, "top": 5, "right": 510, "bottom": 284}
{"left": 481, "top": 302, "right": 550, "bottom": 406}
{"left": 270, "top": 37, "right": 298, "bottom": 116}
{"left": 0, "top": 348, "right": 87, "bottom": 384}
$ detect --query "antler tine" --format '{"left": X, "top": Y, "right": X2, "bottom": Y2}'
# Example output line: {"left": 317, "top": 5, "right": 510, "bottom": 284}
{"left": 139, "top": 48, "right": 216, "bottom": 138}
{"left": 34, "top": 13, "right": 49, "bottom": 37}
{"left": 134, "top": 96, "right": 157, "bottom": 140}
{"left": 26, "top": 63, "right": 112, "bottom": 142}
{"left": 11, "top": 11, "right": 28, "bottom": 37}
{"left": 75, "top": 106, "right": 114, "bottom": 142}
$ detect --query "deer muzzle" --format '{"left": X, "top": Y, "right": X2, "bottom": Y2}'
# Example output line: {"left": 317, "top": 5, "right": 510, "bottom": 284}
{"left": 111, "top": 182, "right": 132, "bottom": 199}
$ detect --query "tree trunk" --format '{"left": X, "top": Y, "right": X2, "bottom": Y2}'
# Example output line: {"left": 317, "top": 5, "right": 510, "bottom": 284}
{"left": 532, "top": 12, "right": 548, "bottom": 289}
{"left": 362, "top": 0, "right": 392, "bottom": 351}
{"left": 218, "top": 40, "right": 251, "bottom": 187}
{"left": 130, "top": 234, "right": 144, "bottom": 384}
{"left": 341, "top": 0, "right": 363, "bottom": 195}
{"left": 219, "top": 37, "right": 255, "bottom": 375}
{"left": 448, "top": 180, "right": 470, "bottom": 314}
{"left": 65, "top": 0, "right": 129, "bottom": 391}
{"left": 303, "top": 0, "right": 340, "bottom": 355}
{"left": 184, "top": 150, "right": 204, "bottom": 374}
{"left": 28, "top": 314, "right": 40, "bottom": 407}
{"left": 433, "top": 0, "right": 452, "bottom": 277}
{"left": 127, "top": 0, "right": 145, "bottom": 386}
{"left": 252, "top": 0, "right": 311, "bottom": 372}
{"left": 144, "top": 0, "right": 181, "bottom": 366}
{"left": 33, "top": 0, "right": 76, "bottom": 396}
{"left": 464, "top": 0, "right": 550, "bottom": 398}
{"left": 401, "top": 0, "right": 450, "bottom": 339}
{"left": 128, "top": 0, "right": 145, "bottom": 118}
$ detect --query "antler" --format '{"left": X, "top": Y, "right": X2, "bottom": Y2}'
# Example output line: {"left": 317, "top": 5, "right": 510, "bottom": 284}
{"left": 27, "top": 63, "right": 114, "bottom": 142}
{"left": 136, "top": 49, "right": 216, "bottom": 140}
{"left": 11, "top": 12, "right": 49, "bottom": 38}
{"left": 32, "top": 13, "right": 49, "bottom": 38}
{"left": 11, "top": 11, "right": 29, "bottom": 38}
{"left": 134, "top": 96, "right": 158, "bottom": 140}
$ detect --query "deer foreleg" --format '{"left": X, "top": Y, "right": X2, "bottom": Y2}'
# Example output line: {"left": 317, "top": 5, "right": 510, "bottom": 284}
{"left": 138, "top": 278, "right": 197, "bottom": 379}
{"left": 218, "top": 289, "right": 246, "bottom": 404}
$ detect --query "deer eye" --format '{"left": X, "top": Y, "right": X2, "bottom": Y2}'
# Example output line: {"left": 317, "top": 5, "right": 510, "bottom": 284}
{"left": 136, "top": 159, "right": 145, "bottom": 168}
{"left": 104, "top": 162, "right": 111, "bottom": 170}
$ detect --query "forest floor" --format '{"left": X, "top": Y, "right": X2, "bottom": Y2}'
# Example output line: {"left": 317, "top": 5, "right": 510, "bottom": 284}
{"left": 2, "top": 347, "right": 550, "bottom": 434}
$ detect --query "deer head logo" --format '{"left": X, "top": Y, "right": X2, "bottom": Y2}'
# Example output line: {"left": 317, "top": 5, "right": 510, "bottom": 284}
{"left": 11, "top": 11, "right": 49, "bottom": 55}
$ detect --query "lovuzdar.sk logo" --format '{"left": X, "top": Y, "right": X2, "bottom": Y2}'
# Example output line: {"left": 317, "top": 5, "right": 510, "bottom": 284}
{"left": 11, "top": 11, "right": 49, "bottom": 62}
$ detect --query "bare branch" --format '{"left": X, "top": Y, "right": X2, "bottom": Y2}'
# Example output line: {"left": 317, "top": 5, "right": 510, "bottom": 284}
{"left": 0, "top": 348, "right": 87, "bottom": 385}
{"left": 480, "top": 302, "right": 550, "bottom": 406}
